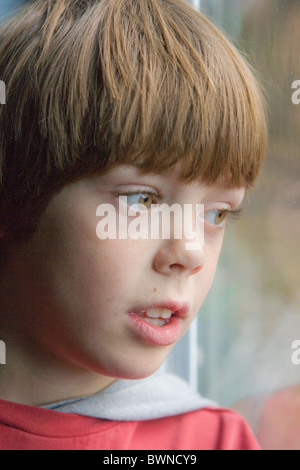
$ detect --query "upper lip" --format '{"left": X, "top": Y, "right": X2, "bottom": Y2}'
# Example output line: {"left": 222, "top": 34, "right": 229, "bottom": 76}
{"left": 128, "top": 300, "right": 190, "bottom": 319}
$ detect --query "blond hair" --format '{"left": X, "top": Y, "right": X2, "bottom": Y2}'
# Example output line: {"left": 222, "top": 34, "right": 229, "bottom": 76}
{"left": 0, "top": 0, "right": 267, "bottom": 241}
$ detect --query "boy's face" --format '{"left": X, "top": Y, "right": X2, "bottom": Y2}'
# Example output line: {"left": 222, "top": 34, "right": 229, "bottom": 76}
{"left": 3, "top": 163, "right": 245, "bottom": 395}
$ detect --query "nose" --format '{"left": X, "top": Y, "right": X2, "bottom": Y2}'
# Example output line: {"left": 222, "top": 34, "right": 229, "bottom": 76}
{"left": 153, "top": 237, "right": 204, "bottom": 276}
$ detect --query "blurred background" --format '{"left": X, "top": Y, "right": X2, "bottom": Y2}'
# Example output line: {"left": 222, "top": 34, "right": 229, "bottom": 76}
{"left": 196, "top": 0, "right": 300, "bottom": 404}
{"left": 169, "top": 0, "right": 300, "bottom": 418}
{"left": 1, "top": 0, "right": 300, "bottom": 445}
{"left": 0, "top": 0, "right": 24, "bottom": 18}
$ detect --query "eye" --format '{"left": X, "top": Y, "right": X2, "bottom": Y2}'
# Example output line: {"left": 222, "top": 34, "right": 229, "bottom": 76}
{"left": 116, "top": 188, "right": 162, "bottom": 210}
{"left": 204, "top": 209, "right": 229, "bottom": 226}
{"left": 127, "top": 192, "right": 155, "bottom": 209}
{"left": 204, "top": 208, "right": 242, "bottom": 227}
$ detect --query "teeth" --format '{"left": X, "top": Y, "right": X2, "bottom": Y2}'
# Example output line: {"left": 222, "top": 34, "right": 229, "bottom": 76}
{"left": 143, "top": 318, "right": 166, "bottom": 327}
{"left": 161, "top": 310, "right": 173, "bottom": 319}
{"left": 145, "top": 307, "right": 173, "bottom": 319}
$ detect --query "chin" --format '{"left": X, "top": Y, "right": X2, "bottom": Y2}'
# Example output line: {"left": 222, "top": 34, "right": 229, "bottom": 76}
{"left": 78, "top": 341, "right": 173, "bottom": 382}
{"left": 96, "top": 354, "right": 168, "bottom": 381}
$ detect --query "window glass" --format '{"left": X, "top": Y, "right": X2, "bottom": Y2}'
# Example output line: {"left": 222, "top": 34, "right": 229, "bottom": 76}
{"left": 0, "top": 0, "right": 25, "bottom": 19}
{"left": 189, "top": 0, "right": 300, "bottom": 450}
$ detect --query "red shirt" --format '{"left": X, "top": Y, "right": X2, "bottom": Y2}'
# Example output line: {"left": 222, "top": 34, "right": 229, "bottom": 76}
{"left": 0, "top": 399, "right": 260, "bottom": 450}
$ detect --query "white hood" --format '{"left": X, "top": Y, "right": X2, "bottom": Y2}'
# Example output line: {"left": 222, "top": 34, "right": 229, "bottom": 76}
{"left": 43, "top": 373, "right": 217, "bottom": 421}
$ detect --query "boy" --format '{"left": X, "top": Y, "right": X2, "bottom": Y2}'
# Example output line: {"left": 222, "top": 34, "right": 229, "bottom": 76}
{"left": 0, "top": 0, "right": 266, "bottom": 450}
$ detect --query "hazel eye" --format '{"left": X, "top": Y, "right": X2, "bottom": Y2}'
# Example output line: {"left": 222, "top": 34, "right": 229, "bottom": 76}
{"left": 126, "top": 192, "right": 155, "bottom": 209}
{"left": 205, "top": 209, "right": 228, "bottom": 226}
{"left": 117, "top": 189, "right": 160, "bottom": 210}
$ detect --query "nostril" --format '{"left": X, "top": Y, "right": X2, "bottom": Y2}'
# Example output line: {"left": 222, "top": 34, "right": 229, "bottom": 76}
{"left": 170, "top": 263, "right": 185, "bottom": 271}
{"left": 190, "top": 265, "right": 202, "bottom": 275}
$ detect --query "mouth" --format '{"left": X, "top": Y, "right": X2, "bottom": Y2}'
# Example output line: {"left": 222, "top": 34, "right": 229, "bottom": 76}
{"left": 126, "top": 300, "right": 190, "bottom": 345}
{"left": 134, "top": 307, "right": 175, "bottom": 327}
{"left": 129, "top": 300, "right": 189, "bottom": 323}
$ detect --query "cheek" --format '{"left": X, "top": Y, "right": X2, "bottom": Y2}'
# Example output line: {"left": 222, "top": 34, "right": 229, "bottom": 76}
{"left": 195, "top": 241, "right": 224, "bottom": 302}
{"left": 42, "top": 233, "right": 149, "bottom": 325}
{"left": 205, "top": 234, "right": 224, "bottom": 272}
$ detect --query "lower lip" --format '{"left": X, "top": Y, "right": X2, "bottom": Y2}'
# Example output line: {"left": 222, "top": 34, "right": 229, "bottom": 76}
{"left": 127, "top": 313, "right": 182, "bottom": 346}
